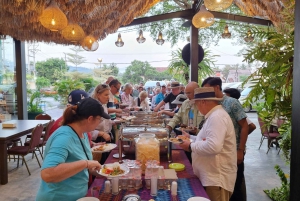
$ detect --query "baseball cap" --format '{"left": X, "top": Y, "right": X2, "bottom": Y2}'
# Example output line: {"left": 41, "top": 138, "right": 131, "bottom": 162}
{"left": 77, "top": 98, "right": 111, "bottom": 119}
{"left": 68, "top": 90, "right": 89, "bottom": 105}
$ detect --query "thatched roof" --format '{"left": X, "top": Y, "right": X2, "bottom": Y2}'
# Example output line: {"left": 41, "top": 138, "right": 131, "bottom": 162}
{"left": 0, "top": 0, "right": 160, "bottom": 45}
{"left": 234, "top": 0, "right": 285, "bottom": 26}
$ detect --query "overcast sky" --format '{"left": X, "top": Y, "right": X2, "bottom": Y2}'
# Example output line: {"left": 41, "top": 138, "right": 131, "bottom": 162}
{"left": 24, "top": 29, "right": 247, "bottom": 73}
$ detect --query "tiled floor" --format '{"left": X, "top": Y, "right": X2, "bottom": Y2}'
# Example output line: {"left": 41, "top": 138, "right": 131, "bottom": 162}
{"left": 0, "top": 110, "right": 289, "bottom": 201}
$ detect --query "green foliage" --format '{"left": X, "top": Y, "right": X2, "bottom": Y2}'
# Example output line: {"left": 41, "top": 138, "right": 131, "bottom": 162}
{"left": 53, "top": 79, "right": 86, "bottom": 105}
{"left": 239, "top": 75, "right": 248, "bottom": 82}
{"left": 122, "top": 60, "right": 171, "bottom": 84}
{"left": 168, "top": 48, "right": 216, "bottom": 84}
{"left": 79, "top": 77, "right": 97, "bottom": 92}
{"left": 35, "top": 77, "right": 51, "bottom": 90}
{"left": 27, "top": 90, "right": 43, "bottom": 113}
{"left": 264, "top": 165, "right": 290, "bottom": 201}
{"left": 65, "top": 47, "right": 87, "bottom": 71}
{"left": 102, "top": 63, "right": 119, "bottom": 77}
{"left": 35, "top": 58, "right": 68, "bottom": 84}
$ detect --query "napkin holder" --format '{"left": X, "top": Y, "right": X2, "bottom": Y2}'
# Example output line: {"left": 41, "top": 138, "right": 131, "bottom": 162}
{"left": 2, "top": 122, "right": 17, "bottom": 128}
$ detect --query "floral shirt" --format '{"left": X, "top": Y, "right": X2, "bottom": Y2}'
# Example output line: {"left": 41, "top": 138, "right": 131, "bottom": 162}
{"left": 221, "top": 95, "right": 247, "bottom": 149}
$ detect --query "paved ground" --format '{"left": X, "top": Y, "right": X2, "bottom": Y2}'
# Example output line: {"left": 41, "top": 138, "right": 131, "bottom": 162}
{"left": 0, "top": 109, "right": 290, "bottom": 200}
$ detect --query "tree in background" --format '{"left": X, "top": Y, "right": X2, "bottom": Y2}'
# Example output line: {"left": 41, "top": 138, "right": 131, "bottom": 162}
{"left": 102, "top": 63, "right": 119, "bottom": 77}
{"left": 168, "top": 48, "right": 217, "bottom": 84}
{"left": 122, "top": 60, "right": 172, "bottom": 84}
{"left": 35, "top": 77, "right": 51, "bottom": 90}
{"left": 65, "top": 47, "right": 87, "bottom": 71}
{"left": 35, "top": 58, "right": 68, "bottom": 84}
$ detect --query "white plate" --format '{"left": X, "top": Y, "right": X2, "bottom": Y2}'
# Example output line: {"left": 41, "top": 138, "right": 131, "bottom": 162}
{"left": 98, "top": 163, "right": 129, "bottom": 178}
{"left": 187, "top": 197, "right": 210, "bottom": 201}
{"left": 77, "top": 197, "right": 99, "bottom": 201}
{"left": 91, "top": 143, "right": 117, "bottom": 153}
{"left": 175, "top": 127, "right": 194, "bottom": 132}
{"left": 113, "top": 153, "right": 126, "bottom": 158}
{"left": 114, "top": 119, "right": 126, "bottom": 123}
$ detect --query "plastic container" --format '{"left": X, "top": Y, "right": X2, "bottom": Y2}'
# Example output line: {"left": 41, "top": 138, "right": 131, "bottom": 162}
{"left": 135, "top": 133, "right": 160, "bottom": 172}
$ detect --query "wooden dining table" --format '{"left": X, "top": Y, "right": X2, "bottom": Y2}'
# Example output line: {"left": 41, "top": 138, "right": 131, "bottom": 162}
{"left": 0, "top": 120, "right": 49, "bottom": 185}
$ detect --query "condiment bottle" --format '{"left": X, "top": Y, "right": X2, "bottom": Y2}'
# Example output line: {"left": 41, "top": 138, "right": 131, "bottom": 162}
{"left": 171, "top": 181, "right": 178, "bottom": 196}
{"left": 104, "top": 180, "right": 111, "bottom": 194}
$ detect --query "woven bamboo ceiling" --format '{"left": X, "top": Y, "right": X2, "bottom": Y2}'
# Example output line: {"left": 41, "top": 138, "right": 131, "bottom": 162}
{"left": 0, "top": 0, "right": 160, "bottom": 45}
{"left": 0, "top": 0, "right": 285, "bottom": 45}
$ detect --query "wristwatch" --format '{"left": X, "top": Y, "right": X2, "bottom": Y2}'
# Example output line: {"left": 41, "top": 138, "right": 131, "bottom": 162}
{"left": 188, "top": 143, "right": 192, "bottom": 152}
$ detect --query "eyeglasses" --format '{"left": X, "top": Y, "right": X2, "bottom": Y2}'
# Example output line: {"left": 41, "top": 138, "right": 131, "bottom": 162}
{"left": 113, "top": 85, "right": 120, "bottom": 91}
{"left": 97, "top": 84, "right": 109, "bottom": 93}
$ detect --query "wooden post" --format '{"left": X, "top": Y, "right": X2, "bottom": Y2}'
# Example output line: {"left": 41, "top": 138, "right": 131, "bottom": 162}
{"left": 290, "top": 0, "right": 300, "bottom": 200}
{"left": 190, "top": 24, "right": 198, "bottom": 83}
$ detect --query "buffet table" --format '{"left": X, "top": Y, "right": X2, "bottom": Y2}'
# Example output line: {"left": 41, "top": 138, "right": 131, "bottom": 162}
{"left": 87, "top": 149, "right": 209, "bottom": 200}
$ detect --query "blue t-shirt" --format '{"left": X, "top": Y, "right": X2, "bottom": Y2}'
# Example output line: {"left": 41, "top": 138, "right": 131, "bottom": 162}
{"left": 36, "top": 126, "right": 92, "bottom": 201}
{"left": 221, "top": 95, "right": 247, "bottom": 148}
{"left": 155, "top": 93, "right": 165, "bottom": 105}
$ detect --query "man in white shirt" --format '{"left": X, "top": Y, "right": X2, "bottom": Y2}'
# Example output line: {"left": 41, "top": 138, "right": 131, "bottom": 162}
{"left": 180, "top": 87, "right": 237, "bottom": 201}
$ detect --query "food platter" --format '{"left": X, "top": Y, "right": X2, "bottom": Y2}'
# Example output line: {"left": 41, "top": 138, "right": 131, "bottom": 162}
{"left": 98, "top": 163, "right": 129, "bottom": 178}
{"left": 114, "top": 118, "right": 126, "bottom": 123}
{"left": 175, "top": 127, "right": 194, "bottom": 132}
{"left": 77, "top": 197, "right": 99, "bottom": 201}
{"left": 91, "top": 143, "right": 117, "bottom": 153}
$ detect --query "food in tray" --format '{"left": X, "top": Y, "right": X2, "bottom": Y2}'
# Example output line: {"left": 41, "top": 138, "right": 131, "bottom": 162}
{"left": 169, "top": 137, "right": 183, "bottom": 143}
{"left": 93, "top": 144, "right": 107, "bottom": 151}
{"left": 101, "top": 162, "right": 125, "bottom": 176}
{"left": 121, "top": 116, "right": 136, "bottom": 121}
{"left": 177, "top": 135, "right": 190, "bottom": 140}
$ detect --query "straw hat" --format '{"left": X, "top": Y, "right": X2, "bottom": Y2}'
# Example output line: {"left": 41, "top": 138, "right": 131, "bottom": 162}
{"left": 171, "top": 94, "right": 187, "bottom": 105}
{"left": 169, "top": 81, "right": 180, "bottom": 89}
{"left": 194, "top": 87, "right": 223, "bottom": 101}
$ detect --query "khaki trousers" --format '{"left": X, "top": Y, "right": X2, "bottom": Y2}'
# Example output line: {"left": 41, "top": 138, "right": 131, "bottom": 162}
{"left": 205, "top": 186, "right": 232, "bottom": 201}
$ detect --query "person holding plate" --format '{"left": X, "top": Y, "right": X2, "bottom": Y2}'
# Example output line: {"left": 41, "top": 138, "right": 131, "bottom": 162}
{"left": 36, "top": 98, "right": 111, "bottom": 201}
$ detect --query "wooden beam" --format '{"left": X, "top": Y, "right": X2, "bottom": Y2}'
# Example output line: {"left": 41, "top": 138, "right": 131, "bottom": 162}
{"left": 122, "top": 9, "right": 272, "bottom": 28}
{"left": 290, "top": 0, "right": 300, "bottom": 200}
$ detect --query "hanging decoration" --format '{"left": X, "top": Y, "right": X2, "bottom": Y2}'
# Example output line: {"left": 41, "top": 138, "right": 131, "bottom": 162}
{"left": 156, "top": 31, "right": 165, "bottom": 45}
{"left": 204, "top": 0, "right": 233, "bottom": 11}
{"left": 61, "top": 23, "right": 85, "bottom": 42}
{"left": 221, "top": 24, "right": 231, "bottom": 39}
{"left": 192, "top": 5, "right": 215, "bottom": 29}
{"left": 39, "top": 1, "right": 68, "bottom": 31}
{"left": 244, "top": 29, "right": 254, "bottom": 42}
{"left": 115, "top": 33, "right": 124, "bottom": 47}
{"left": 81, "top": 35, "right": 99, "bottom": 51}
{"left": 136, "top": 30, "right": 146, "bottom": 43}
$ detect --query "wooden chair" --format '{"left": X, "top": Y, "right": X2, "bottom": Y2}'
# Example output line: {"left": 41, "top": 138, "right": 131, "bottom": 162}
{"left": 7, "top": 124, "right": 44, "bottom": 175}
{"left": 258, "top": 117, "right": 281, "bottom": 154}
{"left": 25, "top": 119, "right": 55, "bottom": 159}
{"left": 25, "top": 114, "right": 52, "bottom": 142}
{"left": 276, "top": 119, "right": 286, "bottom": 155}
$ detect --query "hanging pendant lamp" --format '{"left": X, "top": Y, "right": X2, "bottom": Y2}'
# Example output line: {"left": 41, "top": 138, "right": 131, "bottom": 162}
{"left": 61, "top": 23, "right": 85, "bottom": 42}
{"left": 156, "top": 31, "right": 165, "bottom": 45}
{"left": 115, "top": 33, "right": 124, "bottom": 47}
{"left": 136, "top": 30, "right": 146, "bottom": 43}
{"left": 244, "top": 29, "right": 254, "bottom": 42}
{"left": 81, "top": 35, "right": 99, "bottom": 51}
{"left": 221, "top": 24, "right": 231, "bottom": 39}
{"left": 204, "top": 0, "right": 233, "bottom": 11}
{"left": 192, "top": 5, "right": 215, "bottom": 29}
{"left": 39, "top": 1, "right": 68, "bottom": 31}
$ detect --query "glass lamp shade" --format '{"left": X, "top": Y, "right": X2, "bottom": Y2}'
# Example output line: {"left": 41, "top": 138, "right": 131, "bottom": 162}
{"left": 81, "top": 35, "right": 99, "bottom": 51}
{"left": 192, "top": 5, "right": 215, "bottom": 29}
{"left": 39, "top": 1, "right": 68, "bottom": 31}
{"left": 115, "top": 33, "right": 124, "bottom": 47}
{"left": 244, "top": 29, "right": 254, "bottom": 42}
{"left": 156, "top": 32, "right": 165, "bottom": 45}
{"left": 136, "top": 30, "right": 146, "bottom": 43}
{"left": 221, "top": 24, "right": 231, "bottom": 39}
{"left": 204, "top": 0, "right": 233, "bottom": 11}
{"left": 61, "top": 23, "right": 85, "bottom": 42}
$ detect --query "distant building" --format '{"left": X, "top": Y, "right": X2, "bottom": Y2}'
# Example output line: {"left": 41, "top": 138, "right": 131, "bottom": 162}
{"left": 226, "top": 69, "right": 251, "bottom": 82}
{"left": 155, "top": 67, "right": 168, "bottom": 72}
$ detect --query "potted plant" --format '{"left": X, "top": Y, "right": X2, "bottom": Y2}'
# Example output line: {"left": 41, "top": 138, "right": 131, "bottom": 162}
{"left": 27, "top": 90, "right": 44, "bottom": 119}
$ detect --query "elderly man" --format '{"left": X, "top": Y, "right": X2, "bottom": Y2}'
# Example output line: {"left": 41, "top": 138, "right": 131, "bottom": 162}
{"left": 108, "top": 79, "right": 123, "bottom": 120}
{"left": 201, "top": 77, "right": 249, "bottom": 201}
{"left": 180, "top": 87, "right": 237, "bottom": 201}
{"left": 153, "top": 81, "right": 183, "bottom": 112}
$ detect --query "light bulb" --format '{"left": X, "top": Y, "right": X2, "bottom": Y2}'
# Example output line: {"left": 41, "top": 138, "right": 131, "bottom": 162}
{"left": 89, "top": 39, "right": 92, "bottom": 43}
{"left": 51, "top": 18, "right": 55, "bottom": 25}
{"left": 216, "top": 0, "right": 221, "bottom": 2}
{"left": 72, "top": 28, "right": 75, "bottom": 35}
{"left": 201, "top": 17, "right": 205, "bottom": 22}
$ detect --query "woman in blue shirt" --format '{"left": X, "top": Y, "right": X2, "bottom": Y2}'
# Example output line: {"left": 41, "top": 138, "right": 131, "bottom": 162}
{"left": 36, "top": 98, "right": 110, "bottom": 201}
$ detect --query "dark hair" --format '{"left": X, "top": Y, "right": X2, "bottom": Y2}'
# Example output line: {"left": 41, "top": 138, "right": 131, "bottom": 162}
{"left": 109, "top": 79, "right": 121, "bottom": 87}
{"left": 201, "top": 77, "right": 223, "bottom": 90}
{"left": 61, "top": 105, "right": 86, "bottom": 125}
{"left": 223, "top": 88, "right": 241, "bottom": 99}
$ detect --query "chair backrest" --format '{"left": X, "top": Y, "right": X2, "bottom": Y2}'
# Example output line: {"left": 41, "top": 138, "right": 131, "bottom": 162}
{"left": 35, "top": 113, "right": 51, "bottom": 120}
{"left": 258, "top": 117, "right": 269, "bottom": 134}
{"left": 29, "top": 124, "right": 44, "bottom": 149}
{"left": 43, "top": 119, "right": 55, "bottom": 142}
